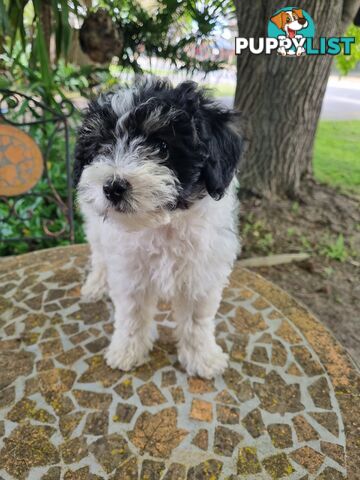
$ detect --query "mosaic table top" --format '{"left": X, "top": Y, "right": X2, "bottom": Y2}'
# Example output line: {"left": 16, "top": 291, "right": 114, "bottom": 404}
{"left": 0, "top": 245, "right": 359, "bottom": 480}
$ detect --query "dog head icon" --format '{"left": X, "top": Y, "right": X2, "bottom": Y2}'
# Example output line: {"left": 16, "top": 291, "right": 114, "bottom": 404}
{"left": 270, "top": 8, "right": 308, "bottom": 38}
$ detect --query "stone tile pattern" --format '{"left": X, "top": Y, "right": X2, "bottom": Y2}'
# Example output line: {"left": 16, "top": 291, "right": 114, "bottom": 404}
{"left": 0, "top": 245, "right": 351, "bottom": 479}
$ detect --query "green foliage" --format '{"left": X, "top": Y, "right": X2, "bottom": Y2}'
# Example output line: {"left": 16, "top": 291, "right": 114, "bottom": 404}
{"left": 313, "top": 121, "right": 360, "bottom": 194}
{"left": 1, "top": 46, "right": 104, "bottom": 104}
{"left": 336, "top": 24, "right": 360, "bottom": 75}
{"left": 320, "top": 234, "right": 348, "bottom": 262}
{"left": 242, "top": 219, "right": 275, "bottom": 254}
{"left": 0, "top": 117, "right": 85, "bottom": 256}
{"left": 0, "top": 0, "right": 235, "bottom": 102}
{"left": 256, "top": 232, "right": 274, "bottom": 254}
{"left": 0, "top": 1, "right": 90, "bottom": 256}
{"left": 0, "top": 0, "right": 84, "bottom": 107}
{"left": 300, "top": 235, "right": 312, "bottom": 252}
{"left": 286, "top": 227, "right": 296, "bottom": 237}
{"left": 100, "top": 0, "right": 234, "bottom": 74}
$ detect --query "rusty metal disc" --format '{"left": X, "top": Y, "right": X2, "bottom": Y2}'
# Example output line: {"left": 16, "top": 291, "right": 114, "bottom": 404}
{"left": 0, "top": 124, "right": 43, "bottom": 196}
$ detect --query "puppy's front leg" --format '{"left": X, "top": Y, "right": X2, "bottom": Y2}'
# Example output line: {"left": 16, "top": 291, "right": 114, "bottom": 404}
{"left": 174, "top": 287, "right": 228, "bottom": 379}
{"left": 105, "top": 283, "right": 157, "bottom": 371}
{"left": 81, "top": 218, "right": 107, "bottom": 302}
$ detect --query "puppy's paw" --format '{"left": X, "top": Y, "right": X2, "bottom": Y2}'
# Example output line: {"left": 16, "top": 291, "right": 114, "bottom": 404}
{"left": 81, "top": 269, "right": 107, "bottom": 302}
{"left": 105, "top": 336, "right": 150, "bottom": 371}
{"left": 179, "top": 343, "right": 229, "bottom": 379}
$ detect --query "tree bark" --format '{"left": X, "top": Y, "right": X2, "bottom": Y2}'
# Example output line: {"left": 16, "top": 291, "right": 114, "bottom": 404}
{"left": 234, "top": 0, "right": 360, "bottom": 197}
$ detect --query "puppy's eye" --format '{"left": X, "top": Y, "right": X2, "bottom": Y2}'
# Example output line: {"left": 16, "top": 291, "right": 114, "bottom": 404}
{"left": 286, "top": 16, "right": 291, "bottom": 22}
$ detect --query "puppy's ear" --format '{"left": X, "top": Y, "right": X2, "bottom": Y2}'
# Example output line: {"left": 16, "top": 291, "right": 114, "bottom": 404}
{"left": 271, "top": 11, "right": 286, "bottom": 30}
{"left": 174, "top": 82, "right": 243, "bottom": 199}
{"left": 199, "top": 104, "right": 243, "bottom": 200}
{"left": 73, "top": 97, "right": 117, "bottom": 187}
{"left": 293, "top": 8, "right": 303, "bottom": 18}
{"left": 174, "top": 80, "right": 202, "bottom": 115}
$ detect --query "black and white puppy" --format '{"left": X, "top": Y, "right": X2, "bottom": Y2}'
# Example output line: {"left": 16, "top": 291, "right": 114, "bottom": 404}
{"left": 74, "top": 76, "right": 243, "bottom": 378}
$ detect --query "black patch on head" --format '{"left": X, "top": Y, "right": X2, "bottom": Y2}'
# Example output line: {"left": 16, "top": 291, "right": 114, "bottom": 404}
{"left": 74, "top": 77, "right": 243, "bottom": 206}
{"left": 196, "top": 100, "right": 243, "bottom": 200}
{"left": 173, "top": 81, "right": 243, "bottom": 201}
{"left": 73, "top": 95, "right": 117, "bottom": 186}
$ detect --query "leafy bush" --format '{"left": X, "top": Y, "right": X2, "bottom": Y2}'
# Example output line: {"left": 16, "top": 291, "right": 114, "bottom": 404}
{"left": 336, "top": 24, "right": 360, "bottom": 75}
{"left": 0, "top": 115, "right": 85, "bottom": 256}
{"left": 100, "top": 0, "right": 234, "bottom": 73}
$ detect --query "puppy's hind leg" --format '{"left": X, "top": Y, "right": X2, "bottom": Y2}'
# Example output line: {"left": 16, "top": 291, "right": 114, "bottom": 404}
{"left": 81, "top": 219, "right": 107, "bottom": 302}
{"left": 174, "top": 287, "right": 228, "bottom": 379}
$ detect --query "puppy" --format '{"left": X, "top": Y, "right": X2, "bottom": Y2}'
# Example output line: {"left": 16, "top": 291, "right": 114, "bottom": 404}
{"left": 74, "top": 77, "right": 243, "bottom": 379}
{"left": 271, "top": 8, "right": 308, "bottom": 56}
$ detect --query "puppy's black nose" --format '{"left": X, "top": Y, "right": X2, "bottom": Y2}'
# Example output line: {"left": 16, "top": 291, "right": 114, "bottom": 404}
{"left": 103, "top": 178, "right": 130, "bottom": 204}
{"left": 298, "top": 17, "right": 306, "bottom": 25}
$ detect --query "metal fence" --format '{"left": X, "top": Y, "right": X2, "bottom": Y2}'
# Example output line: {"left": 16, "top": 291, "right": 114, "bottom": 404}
{"left": 0, "top": 90, "right": 75, "bottom": 250}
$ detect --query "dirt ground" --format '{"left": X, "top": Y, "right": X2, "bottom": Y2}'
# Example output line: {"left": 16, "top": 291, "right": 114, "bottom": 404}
{"left": 239, "top": 180, "right": 360, "bottom": 367}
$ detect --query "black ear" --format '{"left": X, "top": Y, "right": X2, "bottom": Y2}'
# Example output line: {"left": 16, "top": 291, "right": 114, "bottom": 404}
{"left": 199, "top": 104, "right": 243, "bottom": 200}
{"left": 73, "top": 96, "right": 117, "bottom": 187}
{"left": 174, "top": 80, "right": 202, "bottom": 115}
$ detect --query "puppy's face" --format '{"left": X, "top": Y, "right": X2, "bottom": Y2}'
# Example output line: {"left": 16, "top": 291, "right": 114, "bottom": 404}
{"left": 74, "top": 77, "right": 242, "bottom": 230}
{"left": 271, "top": 9, "right": 308, "bottom": 38}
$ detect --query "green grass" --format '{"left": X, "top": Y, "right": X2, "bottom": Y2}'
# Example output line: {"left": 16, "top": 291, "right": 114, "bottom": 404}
{"left": 320, "top": 234, "right": 349, "bottom": 262}
{"left": 313, "top": 120, "right": 360, "bottom": 194}
{"left": 208, "top": 83, "right": 236, "bottom": 97}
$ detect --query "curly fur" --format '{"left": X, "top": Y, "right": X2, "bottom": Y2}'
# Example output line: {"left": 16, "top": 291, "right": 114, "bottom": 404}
{"left": 75, "top": 76, "right": 243, "bottom": 378}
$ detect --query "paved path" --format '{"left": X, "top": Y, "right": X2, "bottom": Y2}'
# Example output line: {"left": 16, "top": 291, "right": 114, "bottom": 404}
{"left": 0, "top": 245, "right": 359, "bottom": 479}
{"left": 320, "top": 78, "right": 360, "bottom": 120}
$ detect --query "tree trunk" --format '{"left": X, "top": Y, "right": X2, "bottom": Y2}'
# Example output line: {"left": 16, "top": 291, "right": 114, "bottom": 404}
{"left": 234, "top": 0, "right": 360, "bottom": 197}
